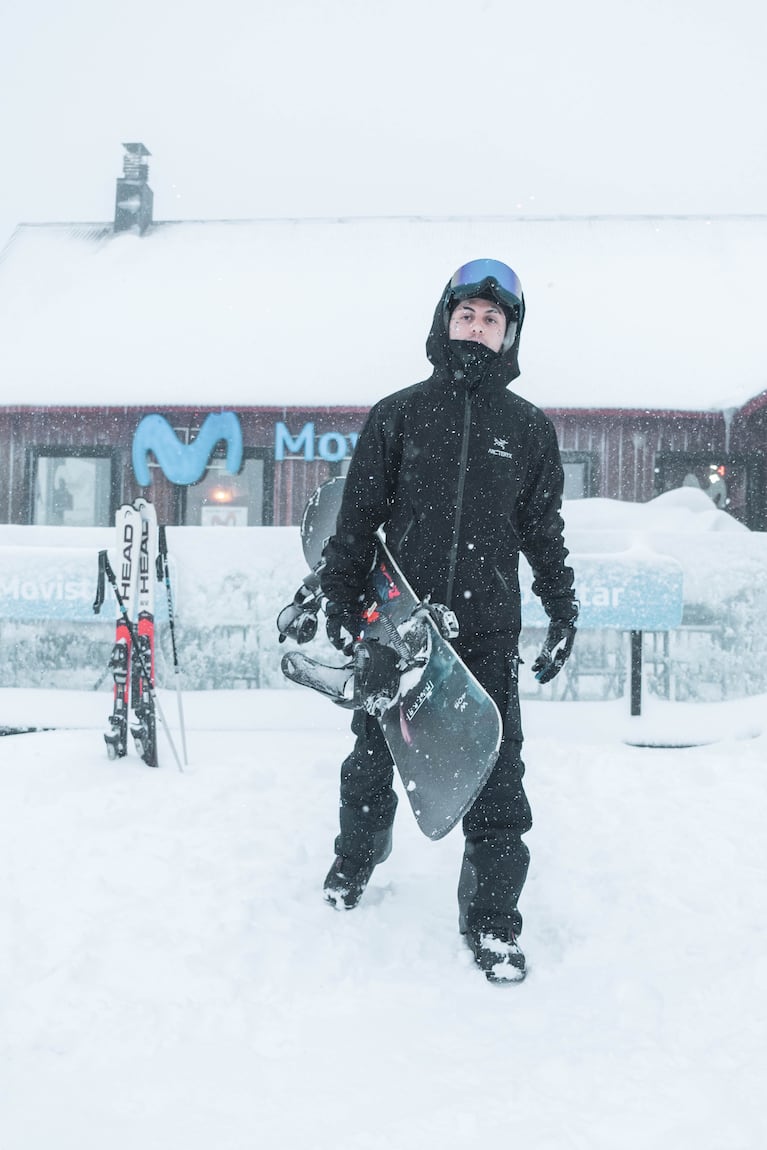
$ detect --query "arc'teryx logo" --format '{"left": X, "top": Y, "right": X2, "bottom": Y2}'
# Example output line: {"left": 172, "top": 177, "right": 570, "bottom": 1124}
{"left": 488, "top": 436, "right": 515, "bottom": 460}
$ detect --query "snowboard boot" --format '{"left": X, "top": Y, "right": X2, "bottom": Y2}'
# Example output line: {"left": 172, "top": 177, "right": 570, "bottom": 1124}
{"left": 323, "top": 854, "right": 380, "bottom": 910}
{"left": 464, "top": 926, "right": 526, "bottom": 984}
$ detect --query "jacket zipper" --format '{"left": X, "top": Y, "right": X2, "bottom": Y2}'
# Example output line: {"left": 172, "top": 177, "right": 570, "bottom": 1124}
{"left": 445, "top": 391, "right": 473, "bottom": 608}
{"left": 395, "top": 515, "right": 415, "bottom": 553}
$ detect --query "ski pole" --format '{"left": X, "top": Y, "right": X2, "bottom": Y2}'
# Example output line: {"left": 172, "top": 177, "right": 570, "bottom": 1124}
{"left": 92, "top": 659, "right": 114, "bottom": 692}
{"left": 98, "top": 551, "right": 184, "bottom": 773}
{"left": 157, "top": 526, "right": 189, "bottom": 766}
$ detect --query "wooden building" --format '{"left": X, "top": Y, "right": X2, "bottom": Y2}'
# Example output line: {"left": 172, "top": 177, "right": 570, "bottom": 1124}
{"left": 1, "top": 147, "right": 765, "bottom": 530}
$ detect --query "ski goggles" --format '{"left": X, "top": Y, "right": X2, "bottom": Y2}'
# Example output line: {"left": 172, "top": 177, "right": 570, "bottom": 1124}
{"left": 448, "top": 258, "right": 524, "bottom": 314}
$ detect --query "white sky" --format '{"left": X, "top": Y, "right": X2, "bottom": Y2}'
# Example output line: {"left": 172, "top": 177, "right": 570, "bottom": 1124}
{"left": 1, "top": 0, "right": 766, "bottom": 247}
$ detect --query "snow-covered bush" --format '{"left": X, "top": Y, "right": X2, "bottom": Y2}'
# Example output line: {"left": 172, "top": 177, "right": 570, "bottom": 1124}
{"left": 0, "top": 489, "right": 765, "bottom": 700}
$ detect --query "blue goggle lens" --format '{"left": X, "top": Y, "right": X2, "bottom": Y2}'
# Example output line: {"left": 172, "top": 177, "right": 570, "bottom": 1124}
{"left": 449, "top": 258, "right": 523, "bottom": 310}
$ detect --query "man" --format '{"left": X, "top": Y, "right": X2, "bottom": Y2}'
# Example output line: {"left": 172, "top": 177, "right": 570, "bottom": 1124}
{"left": 320, "top": 258, "right": 577, "bottom": 983}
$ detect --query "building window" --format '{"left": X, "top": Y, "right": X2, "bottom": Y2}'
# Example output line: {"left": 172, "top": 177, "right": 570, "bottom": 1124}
{"left": 183, "top": 451, "right": 273, "bottom": 526}
{"left": 31, "top": 451, "right": 114, "bottom": 526}
{"left": 561, "top": 451, "right": 597, "bottom": 499}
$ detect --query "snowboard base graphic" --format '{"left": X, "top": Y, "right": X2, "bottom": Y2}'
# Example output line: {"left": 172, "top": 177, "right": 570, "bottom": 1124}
{"left": 281, "top": 478, "right": 503, "bottom": 840}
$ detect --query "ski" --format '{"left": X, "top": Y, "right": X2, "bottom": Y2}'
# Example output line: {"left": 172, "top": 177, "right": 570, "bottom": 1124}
{"left": 94, "top": 507, "right": 184, "bottom": 772}
{"left": 131, "top": 498, "right": 159, "bottom": 767}
{"left": 94, "top": 498, "right": 184, "bottom": 770}
{"left": 101, "top": 503, "right": 141, "bottom": 760}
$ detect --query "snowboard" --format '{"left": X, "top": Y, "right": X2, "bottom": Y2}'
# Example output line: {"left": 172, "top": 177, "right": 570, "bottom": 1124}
{"left": 280, "top": 478, "right": 503, "bottom": 841}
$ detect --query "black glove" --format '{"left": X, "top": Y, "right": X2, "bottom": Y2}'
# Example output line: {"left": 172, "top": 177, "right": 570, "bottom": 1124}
{"left": 325, "top": 601, "right": 360, "bottom": 654}
{"left": 532, "top": 615, "right": 577, "bottom": 684}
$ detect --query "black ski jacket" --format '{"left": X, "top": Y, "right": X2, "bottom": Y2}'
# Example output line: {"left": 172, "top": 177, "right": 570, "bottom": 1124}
{"left": 321, "top": 278, "right": 576, "bottom": 641}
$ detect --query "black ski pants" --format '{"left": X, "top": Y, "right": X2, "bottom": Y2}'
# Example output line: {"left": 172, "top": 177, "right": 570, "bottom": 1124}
{"left": 333, "top": 633, "right": 532, "bottom": 938}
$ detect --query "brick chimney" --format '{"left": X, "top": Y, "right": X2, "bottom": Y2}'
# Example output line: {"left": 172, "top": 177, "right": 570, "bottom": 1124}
{"left": 114, "top": 143, "right": 153, "bottom": 235}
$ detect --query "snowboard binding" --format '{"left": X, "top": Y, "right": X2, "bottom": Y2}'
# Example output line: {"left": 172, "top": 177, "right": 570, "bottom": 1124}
{"left": 280, "top": 596, "right": 442, "bottom": 717}
{"left": 276, "top": 570, "right": 323, "bottom": 646}
{"left": 352, "top": 639, "right": 408, "bottom": 716}
{"left": 422, "top": 600, "right": 459, "bottom": 641}
{"left": 278, "top": 561, "right": 459, "bottom": 718}
{"left": 282, "top": 636, "right": 412, "bottom": 717}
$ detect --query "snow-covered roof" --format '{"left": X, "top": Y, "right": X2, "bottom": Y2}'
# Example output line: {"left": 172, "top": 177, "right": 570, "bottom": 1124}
{"left": 0, "top": 214, "right": 765, "bottom": 412}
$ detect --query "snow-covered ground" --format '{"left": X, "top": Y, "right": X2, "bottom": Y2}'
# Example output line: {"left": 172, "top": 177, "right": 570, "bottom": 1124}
{"left": 1, "top": 686, "right": 765, "bottom": 1149}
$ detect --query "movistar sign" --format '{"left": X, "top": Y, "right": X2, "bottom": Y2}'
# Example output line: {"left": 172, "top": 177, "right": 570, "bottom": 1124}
{"left": 132, "top": 413, "right": 243, "bottom": 486}
{"left": 275, "top": 422, "right": 358, "bottom": 462}
{"left": 521, "top": 554, "right": 684, "bottom": 631}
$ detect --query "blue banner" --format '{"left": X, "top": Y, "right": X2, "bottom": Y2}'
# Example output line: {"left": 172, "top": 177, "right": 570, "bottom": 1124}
{"left": 521, "top": 554, "right": 684, "bottom": 630}
{"left": 1, "top": 544, "right": 683, "bottom": 632}
{"left": 0, "top": 549, "right": 168, "bottom": 623}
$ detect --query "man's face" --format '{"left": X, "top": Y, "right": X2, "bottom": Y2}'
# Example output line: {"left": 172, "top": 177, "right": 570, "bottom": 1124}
{"left": 448, "top": 297, "right": 507, "bottom": 353}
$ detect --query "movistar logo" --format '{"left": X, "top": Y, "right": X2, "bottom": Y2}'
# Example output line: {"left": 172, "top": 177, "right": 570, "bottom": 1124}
{"left": 132, "top": 412, "right": 243, "bottom": 486}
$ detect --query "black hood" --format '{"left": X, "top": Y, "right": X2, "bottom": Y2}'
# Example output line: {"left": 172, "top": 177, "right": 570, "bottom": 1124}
{"left": 425, "top": 276, "right": 524, "bottom": 388}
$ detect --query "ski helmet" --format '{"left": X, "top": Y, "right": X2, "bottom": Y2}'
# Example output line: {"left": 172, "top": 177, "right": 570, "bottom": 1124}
{"left": 445, "top": 258, "right": 525, "bottom": 352}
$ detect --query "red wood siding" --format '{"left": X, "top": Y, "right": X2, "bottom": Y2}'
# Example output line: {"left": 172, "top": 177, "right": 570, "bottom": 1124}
{"left": 1, "top": 401, "right": 764, "bottom": 527}
{"left": 0, "top": 405, "right": 370, "bottom": 525}
{"left": 549, "top": 410, "right": 725, "bottom": 502}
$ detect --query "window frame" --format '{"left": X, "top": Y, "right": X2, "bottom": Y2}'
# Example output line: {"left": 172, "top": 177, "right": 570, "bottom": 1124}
{"left": 560, "top": 450, "right": 598, "bottom": 499}
{"left": 26, "top": 445, "right": 119, "bottom": 527}
{"left": 178, "top": 446, "right": 275, "bottom": 527}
